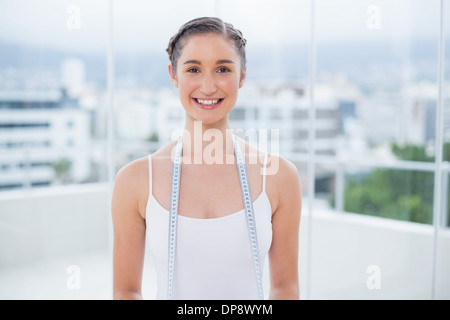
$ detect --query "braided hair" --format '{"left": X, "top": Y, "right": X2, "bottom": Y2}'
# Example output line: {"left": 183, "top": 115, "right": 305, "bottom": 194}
{"left": 166, "top": 17, "right": 247, "bottom": 75}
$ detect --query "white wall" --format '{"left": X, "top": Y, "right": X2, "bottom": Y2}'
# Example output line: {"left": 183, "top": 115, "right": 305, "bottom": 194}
{"left": 299, "top": 208, "right": 450, "bottom": 299}
{"left": 0, "top": 185, "right": 449, "bottom": 299}
{"left": 0, "top": 184, "right": 110, "bottom": 267}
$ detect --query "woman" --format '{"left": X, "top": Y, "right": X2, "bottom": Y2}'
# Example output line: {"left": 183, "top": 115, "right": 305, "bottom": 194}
{"left": 112, "top": 17, "right": 301, "bottom": 300}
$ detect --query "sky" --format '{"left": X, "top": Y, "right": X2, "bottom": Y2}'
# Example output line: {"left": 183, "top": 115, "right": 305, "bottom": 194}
{"left": 0, "top": 0, "right": 444, "bottom": 55}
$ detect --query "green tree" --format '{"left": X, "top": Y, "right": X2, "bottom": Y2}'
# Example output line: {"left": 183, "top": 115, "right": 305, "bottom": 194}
{"left": 341, "top": 142, "right": 450, "bottom": 225}
{"left": 147, "top": 132, "right": 159, "bottom": 142}
{"left": 391, "top": 142, "right": 450, "bottom": 162}
{"left": 444, "top": 143, "right": 450, "bottom": 162}
{"left": 391, "top": 143, "right": 433, "bottom": 162}
{"left": 52, "top": 157, "right": 72, "bottom": 184}
{"left": 344, "top": 168, "right": 433, "bottom": 224}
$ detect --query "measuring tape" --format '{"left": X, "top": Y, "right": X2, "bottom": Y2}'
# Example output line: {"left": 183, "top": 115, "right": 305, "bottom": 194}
{"left": 167, "top": 134, "right": 264, "bottom": 300}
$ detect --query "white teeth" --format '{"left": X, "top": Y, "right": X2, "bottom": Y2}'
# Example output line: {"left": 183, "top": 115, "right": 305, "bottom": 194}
{"left": 197, "top": 99, "right": 219, "bottom": 105}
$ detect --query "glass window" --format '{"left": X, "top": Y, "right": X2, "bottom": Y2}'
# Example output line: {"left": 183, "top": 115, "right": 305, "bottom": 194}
{"left": 311, "top": 0, "right": 442, "bottom": 299}
{"left": 0, "top": 0, "right": 448, "bottom": 301}
{"left": 434, "top": 0, "right": 450, "bottom": 300}
{"left": 0, "top": 0, "right": 109, "bottom": 191}
{"left": 0, "top": 0, "right": 110, "bottom": 299}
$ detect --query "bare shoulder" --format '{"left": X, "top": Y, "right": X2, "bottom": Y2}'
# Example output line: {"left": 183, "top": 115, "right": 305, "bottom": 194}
{"left": 265, "top": 153, "right": 302, "bottom": 215}
{"left": 239, "top": 138, "right": 298, "bottom": 178}
{"left": 266, "top": 153, "right": 300, "bottom": 184}
{"left": 112, "top": 141, "right": 178, "bottom": 218}
{"left": 114, "top": 140, "right": 175, "bottom": 185}
{"left": 112, "top": 155, "right": 150, "bottom": 219}
{"left": 114, "top": 156, "right": 149, "bottom": 189}
{"left": 151, "top": 139, "right": 177, "bottom": 160}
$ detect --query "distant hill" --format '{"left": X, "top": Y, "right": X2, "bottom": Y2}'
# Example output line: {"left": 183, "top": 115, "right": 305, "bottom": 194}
{"left": 0, "top": 38, "right": 443, "bottom": 90}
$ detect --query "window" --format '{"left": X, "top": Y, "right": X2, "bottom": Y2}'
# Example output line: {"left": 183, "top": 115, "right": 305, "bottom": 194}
{"left": 0, "top": 0, "right": 109, "bottom": 191}
{"left": 0, "top": 0, "right": 448, "bottom": 300}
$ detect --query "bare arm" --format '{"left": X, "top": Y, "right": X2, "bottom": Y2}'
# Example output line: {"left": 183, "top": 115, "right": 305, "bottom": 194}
{"left": 111, "top": 160, "right": 147, "bottom": 300}
{"left": 268, "top": 156, "right": 302, "bottom": 300}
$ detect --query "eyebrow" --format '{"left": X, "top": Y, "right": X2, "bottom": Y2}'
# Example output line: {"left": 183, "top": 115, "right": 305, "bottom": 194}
{"left": 183, "top": 59, "right": 235, "bottom": 65}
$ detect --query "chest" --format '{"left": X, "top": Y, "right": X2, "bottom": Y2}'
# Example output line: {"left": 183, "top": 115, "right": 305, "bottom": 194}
{"left": 151, "top": 160, "right": 264, "bottom": 219}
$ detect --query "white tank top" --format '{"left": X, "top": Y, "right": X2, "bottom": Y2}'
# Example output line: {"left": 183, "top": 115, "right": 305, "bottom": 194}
{"left": 145, "top": 154, "right": 273, "bottom": 300}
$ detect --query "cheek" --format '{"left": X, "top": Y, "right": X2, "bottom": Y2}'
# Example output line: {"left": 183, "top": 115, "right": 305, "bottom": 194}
{"left": 177, "top": 77, "right": 198, "bottom": 97}
{"left": 216, "top": 78, "right": 240, "bottom": 95}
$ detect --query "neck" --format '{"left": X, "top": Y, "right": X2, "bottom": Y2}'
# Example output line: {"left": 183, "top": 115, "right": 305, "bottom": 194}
{"left": 181, "top": 117, "right": 235, "bottom": 165}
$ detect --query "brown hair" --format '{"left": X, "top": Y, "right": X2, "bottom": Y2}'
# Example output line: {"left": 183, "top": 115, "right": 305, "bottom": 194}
{"left": 166, "top": 17, "right": 247, "bottom": 75}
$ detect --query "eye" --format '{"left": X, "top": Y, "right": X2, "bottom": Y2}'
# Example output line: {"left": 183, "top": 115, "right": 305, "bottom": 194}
{"left": 217, "top": 67, "right": 231, "bottom": 73}
{"left": 186, "top": 67, "right": 200, "bottom": 73}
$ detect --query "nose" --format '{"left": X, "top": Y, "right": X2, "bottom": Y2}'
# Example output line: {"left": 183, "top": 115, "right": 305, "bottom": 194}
{"left": 199, "top": 72, "right": 218, "bottom": 95}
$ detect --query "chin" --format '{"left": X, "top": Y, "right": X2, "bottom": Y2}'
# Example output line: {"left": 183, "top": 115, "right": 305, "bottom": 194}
{"left": 191, "top": 113, "right": 227, "bottom": 126}
{"left": 195, "top": 117, "right": 221, "bottom": 125}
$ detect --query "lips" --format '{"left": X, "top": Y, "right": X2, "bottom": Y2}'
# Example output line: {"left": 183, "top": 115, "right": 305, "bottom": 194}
{"left": 193, "top": 98, "right": 224, "bottom": 109}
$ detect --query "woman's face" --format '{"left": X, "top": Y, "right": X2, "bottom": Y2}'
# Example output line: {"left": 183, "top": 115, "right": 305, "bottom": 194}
{"left": 168, "top": 33, "right": 246, "bottom": 125}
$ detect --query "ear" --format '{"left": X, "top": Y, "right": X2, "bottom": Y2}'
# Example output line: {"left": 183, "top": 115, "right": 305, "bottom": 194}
{"left": 168, "top": 63, "right": 178, "bottom": 88}
{"left": 239, "top": 65, "right": 247, "bottom": 89}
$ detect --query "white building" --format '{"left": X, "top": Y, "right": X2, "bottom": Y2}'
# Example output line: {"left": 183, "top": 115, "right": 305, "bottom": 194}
{"left": 153, "top": 87, "right": 186, "bottom": 143}
{"left": 60, "top": 58, "right": 86, "bottom": 98}
{"left": 148, "top": 81, "right": 343, "bottom": 156}
{"left": 0, "top": 89, "right": 91, "bottom": 189}
{"left": 114, "top": 88, "right": 157, "bottom": 141}
{"left": 232, "top": 82, "right": 343, "bottom": 156}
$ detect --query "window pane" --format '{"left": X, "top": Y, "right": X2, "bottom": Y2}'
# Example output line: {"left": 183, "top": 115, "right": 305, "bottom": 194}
{"left": 0, "top": 0, "right": 109, "bottom": 191}
{"left": 0, "top": 0, "right": 110, "bottom": 299}
{"left": 310, "top": 0, "right": 439, "bottom": 299}
{"left": 317, "top": 0, "right": 440, "bottom": 161}
{"left": 434, "top": 0, "right": 450, "bottom": 300}
{"left": 444, "top": 0, "right": 450, "bottom": 227}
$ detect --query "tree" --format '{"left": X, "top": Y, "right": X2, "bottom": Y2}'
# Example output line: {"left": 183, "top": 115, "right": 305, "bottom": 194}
{"left": 391, "top": 143, "right": 433, "bottom": 162}
{"left": 147, "top": 132, "right": 159, "bottom": 142}
{"left": 344, "top": 167, "right": 433, "bottom": 224}
{"left": 52, "top": 157, "right": 72, "bottom": 185}
{"left": 342, "top": 142, "right": 450, "bottom": 225}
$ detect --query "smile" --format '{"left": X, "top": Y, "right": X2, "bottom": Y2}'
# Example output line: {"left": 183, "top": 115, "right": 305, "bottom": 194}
{"left": 193, "top": 98, "right": 224, "bottom": 109}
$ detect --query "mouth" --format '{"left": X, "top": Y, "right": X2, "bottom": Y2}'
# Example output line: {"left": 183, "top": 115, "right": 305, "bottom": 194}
{"left": 193, "top": 98, "right": 224, "bottom": 110}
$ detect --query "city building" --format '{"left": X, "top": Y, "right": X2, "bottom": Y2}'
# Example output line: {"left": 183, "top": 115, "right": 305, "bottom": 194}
{"left": 0, "top": 88, "right": 91, "bottom": 189}
{"left": 152, "top": 81, "right": 344, "bottom": 157}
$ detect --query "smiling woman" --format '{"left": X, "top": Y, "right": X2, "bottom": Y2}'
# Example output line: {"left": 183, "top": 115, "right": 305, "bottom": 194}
{"left": 111, "top": 16, "right": 302, "bottom": 300}
{"left": 168, "top": 33, "right": 244, "bottom": 125}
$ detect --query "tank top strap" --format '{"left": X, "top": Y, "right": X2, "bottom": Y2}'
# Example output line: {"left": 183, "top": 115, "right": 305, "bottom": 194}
{"left": 147, "top": 154, "right": 153, "bottom": 196}
{"left": 262, "top": 152, "right": 268, "bottom": 192}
